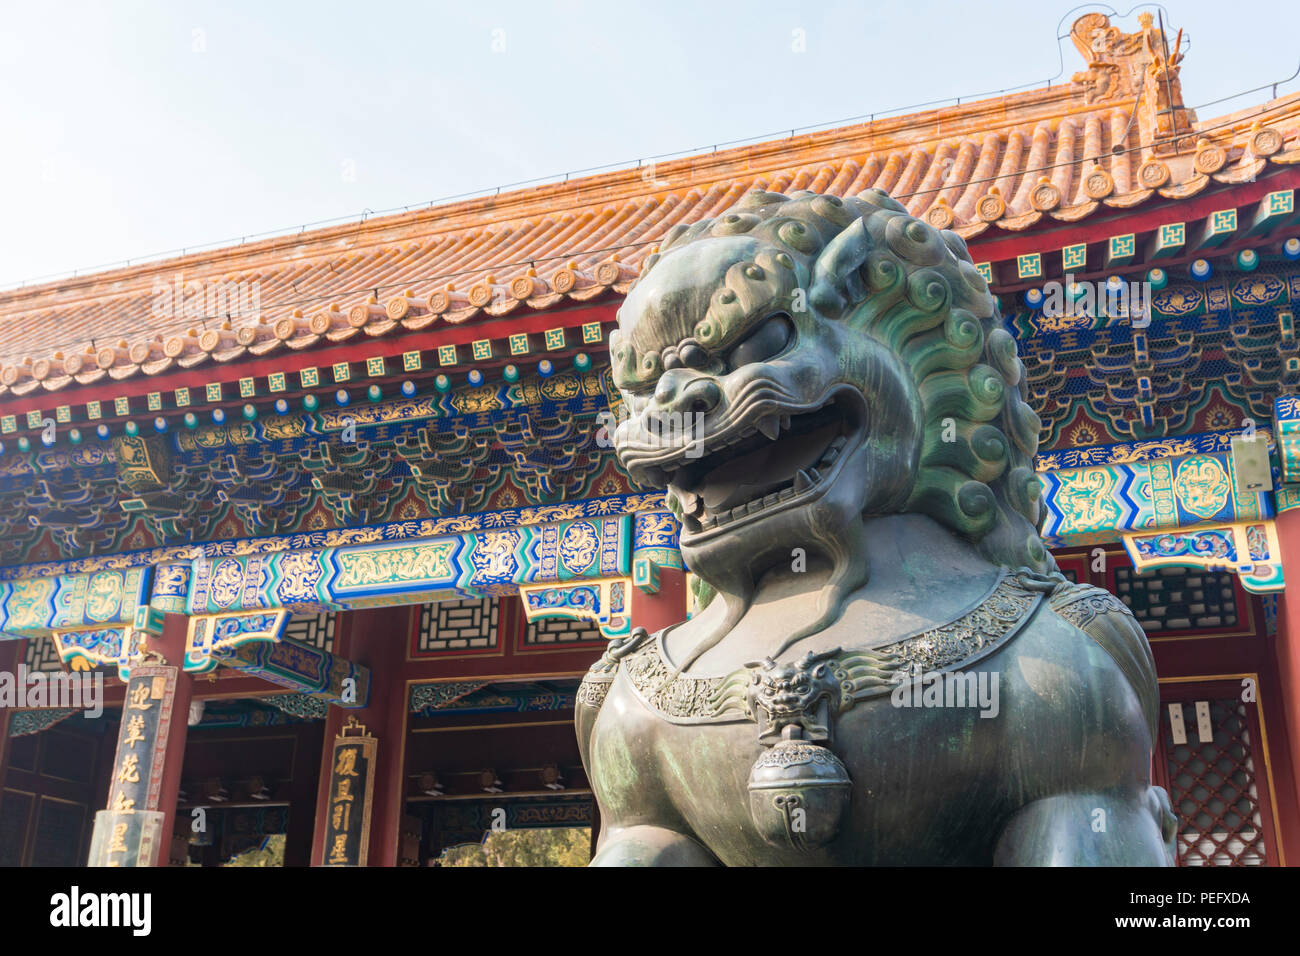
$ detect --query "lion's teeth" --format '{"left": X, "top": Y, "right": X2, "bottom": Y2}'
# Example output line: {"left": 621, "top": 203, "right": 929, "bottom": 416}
{"left": 757, "top": 415, "right": 780, "bottom": 441}
{"left": 794, "top": 469, "right": 814, "bottom": 492}
{"left": 779, "top": 414, "right": 791, "bottom": 430}
{"left": 731, "top": 505, "right": 748, "bottom": 521}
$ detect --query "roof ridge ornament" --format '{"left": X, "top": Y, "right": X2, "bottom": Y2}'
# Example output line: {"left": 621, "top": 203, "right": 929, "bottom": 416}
{"left": 1070, "top": 12, "right": 1195, "bottom": 155}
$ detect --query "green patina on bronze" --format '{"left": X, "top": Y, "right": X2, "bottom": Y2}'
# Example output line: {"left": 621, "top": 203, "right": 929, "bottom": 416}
{"left": 579, "top": 189, "right": 1175, "bottom": 866}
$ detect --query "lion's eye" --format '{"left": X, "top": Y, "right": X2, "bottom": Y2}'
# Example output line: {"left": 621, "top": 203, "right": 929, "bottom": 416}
{"left": 727, "top": 313, "right": 793, "bottom": 370}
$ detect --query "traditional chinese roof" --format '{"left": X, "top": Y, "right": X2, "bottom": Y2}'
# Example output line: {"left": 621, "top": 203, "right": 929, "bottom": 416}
{"left": 1, "top": 11, "right": 1298, "bottom": 399}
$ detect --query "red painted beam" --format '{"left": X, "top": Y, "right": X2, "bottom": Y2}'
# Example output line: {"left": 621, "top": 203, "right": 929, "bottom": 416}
{"left": 969, "top": 168, "right": 1300, "bottom": 270}
{"left": 401, "top": 652, "right": 599, "bottom": 682}
{"left": 0, "top": 301, "right": 619, "bottom": 419}
{"left": 99, "top": 671, "right": 293, "bottom": 708}
{"left": 997, "top": 234, "right": 1300, "bottom": 297}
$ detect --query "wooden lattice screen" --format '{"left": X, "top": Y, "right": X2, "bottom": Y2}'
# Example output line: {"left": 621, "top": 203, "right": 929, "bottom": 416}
{"left": 1161, "top": 698, "right": 1268, "bottom": 866}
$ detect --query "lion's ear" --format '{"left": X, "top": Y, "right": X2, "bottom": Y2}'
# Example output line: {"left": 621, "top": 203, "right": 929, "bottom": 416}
{"left": 809, "top": 218, "right": 873, "bottom": 318}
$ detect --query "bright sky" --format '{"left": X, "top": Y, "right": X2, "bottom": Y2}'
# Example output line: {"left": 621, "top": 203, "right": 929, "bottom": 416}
{"left": 1, "top": 0, "right": 1296, "bottom": 288}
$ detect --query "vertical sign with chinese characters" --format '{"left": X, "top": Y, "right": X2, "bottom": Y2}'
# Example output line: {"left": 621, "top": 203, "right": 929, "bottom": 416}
{"left": 87, "top": 665, "right": 181, "bottom": 867}
{"left": 323, "top": 717, "right": 377, "bottom": 866}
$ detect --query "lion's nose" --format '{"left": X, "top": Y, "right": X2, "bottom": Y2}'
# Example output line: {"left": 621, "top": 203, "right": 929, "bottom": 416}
{"left": 653, "top": 371, "right": 721, "bottom": 416}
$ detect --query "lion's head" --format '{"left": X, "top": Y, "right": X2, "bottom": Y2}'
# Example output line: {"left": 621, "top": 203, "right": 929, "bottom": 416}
{"left": 610, "top": 189, "right": 1050, "bottom": 657}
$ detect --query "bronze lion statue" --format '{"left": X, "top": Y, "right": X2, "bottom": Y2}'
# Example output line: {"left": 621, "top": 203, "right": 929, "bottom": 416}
{"left": 577, "top": 188, "right": 1177, "bottom": 865}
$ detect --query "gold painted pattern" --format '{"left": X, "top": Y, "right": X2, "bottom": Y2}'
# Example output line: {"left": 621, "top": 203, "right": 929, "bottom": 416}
{"left": 333, "top": 542, "right": 458, "bottom": 590}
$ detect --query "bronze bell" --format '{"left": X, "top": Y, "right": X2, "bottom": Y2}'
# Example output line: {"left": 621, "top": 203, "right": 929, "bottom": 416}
{"left": 747, "top": 726, "right": 851, "bottom": 851}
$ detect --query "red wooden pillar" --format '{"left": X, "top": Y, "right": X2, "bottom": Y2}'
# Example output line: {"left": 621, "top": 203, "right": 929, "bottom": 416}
{"left": 143, "top": 614, "right": 194, "bottom": 866}
{"left": 310, "top": 605, "right": 410, "bottom": 866}
{"left": 633, "top": 568, "right": 688, "bottom": 634}
{"left": 90, "top": 614, "right": 194, "bottom": 866}
{"left": 1272, "top": 507, "right": 1300, "bottom": 826}
{"left": 0, "top": 639, "right": 22, "bottom": 797}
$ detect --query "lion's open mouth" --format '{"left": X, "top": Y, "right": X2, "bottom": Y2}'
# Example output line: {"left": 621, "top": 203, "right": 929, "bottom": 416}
{"left": 665, "top": 389, "right": 864, "bottom": 536}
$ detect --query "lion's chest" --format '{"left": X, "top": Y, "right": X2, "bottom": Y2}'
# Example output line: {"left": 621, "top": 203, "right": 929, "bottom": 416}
{"left": 587, "top": 668, "right": 1012, "bottom": 865}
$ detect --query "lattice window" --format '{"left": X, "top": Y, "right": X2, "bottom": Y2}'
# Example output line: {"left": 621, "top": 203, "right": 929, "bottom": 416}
{"left": 0, "top": 792, "right": 32, "bottom": 866}
{"left": 417, "top": 598, "right": 499, "bottom": 653}
{"left": 524, "top": 617, "right": 602, "bottom": 646}
{"left": 1113, "top": 567, "right": 1237, "bottom": 632}
{"left": 1163, "top": 698, "right": 1267, "bottom": 866}
{"left": 282, "top": 611, "right": 335, "bottom": 652}
{"left": 23, "top": 636, "right": 65, "bottom": 673}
